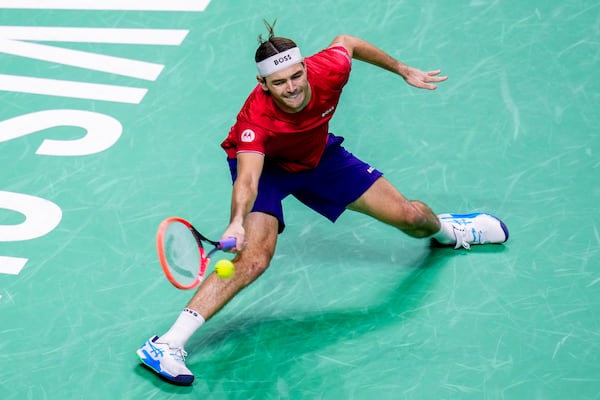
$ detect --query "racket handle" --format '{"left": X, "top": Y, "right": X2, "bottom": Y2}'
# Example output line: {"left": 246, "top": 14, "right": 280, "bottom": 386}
{"left": 218, "top": 237, "right": 237, "bottom": 251}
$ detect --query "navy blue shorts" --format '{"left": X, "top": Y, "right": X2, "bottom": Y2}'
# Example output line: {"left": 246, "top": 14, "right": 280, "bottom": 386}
{"left": 227, "top": 133, "right": 383, "bottom": 233}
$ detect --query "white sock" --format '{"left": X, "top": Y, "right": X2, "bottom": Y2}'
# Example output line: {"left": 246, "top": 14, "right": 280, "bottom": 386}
{"left": 432, "top": 218, "right": 456, "bottom": 245}
{"left": 159, "top": 308, "right": 205, "bottom": 349}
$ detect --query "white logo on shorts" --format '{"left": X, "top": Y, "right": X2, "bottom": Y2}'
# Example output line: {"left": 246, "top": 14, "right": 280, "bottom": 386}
{"left": 241, "top": 129, "right": 255, "bottom": 143}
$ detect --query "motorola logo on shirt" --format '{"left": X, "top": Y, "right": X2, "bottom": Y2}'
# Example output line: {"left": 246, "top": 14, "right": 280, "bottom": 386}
{"left": 241, "top": 129, "right": 255, "bottom": 142}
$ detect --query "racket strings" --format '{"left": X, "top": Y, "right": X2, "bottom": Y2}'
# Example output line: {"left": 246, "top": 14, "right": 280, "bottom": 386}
{"left": 163, "top": 221, "right": 204, "bottom": 286}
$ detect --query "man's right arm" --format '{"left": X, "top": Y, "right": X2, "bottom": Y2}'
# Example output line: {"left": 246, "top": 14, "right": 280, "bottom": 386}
{"left": 221, "top": 152, "right": 264, "bottom": 251}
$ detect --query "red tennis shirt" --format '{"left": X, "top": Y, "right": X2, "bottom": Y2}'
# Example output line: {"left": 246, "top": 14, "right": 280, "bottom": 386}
{"left": 221, "top": 46, "right": 352, "bottom": 172}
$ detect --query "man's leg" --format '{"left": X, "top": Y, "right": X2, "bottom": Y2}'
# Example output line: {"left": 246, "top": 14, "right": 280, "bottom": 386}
{"left": 186, "top": 211, "right": 279, "bottom": 319}
{"left": 347, "top": 177, "right": 441, "bottom": 238}
{"left": 347, "top": 177, "right": 509, "bottom": 248}
{"left": 137, "top": 212, "right": 279, "bottom": 385}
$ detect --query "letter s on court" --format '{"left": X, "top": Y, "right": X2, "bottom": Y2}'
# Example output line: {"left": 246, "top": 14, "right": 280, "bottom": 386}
{"left": 0, "top": 109, "right": 122, "bottom": 156}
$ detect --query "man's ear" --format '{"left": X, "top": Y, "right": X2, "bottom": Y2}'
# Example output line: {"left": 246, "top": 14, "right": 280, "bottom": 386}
{"left": 257, "top": 75, "right": 269, "bottom": 91}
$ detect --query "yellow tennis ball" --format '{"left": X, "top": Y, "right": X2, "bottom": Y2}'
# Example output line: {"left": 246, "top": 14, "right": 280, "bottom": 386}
{"left": 215, "top": 259, "right": 235, "bottom": 279}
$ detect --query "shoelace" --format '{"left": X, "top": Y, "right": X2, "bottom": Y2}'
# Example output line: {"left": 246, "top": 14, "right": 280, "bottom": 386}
{"left": 452, "top": 224, "right": 471, "bottom": 250}
{"left": 155, "top": 339, "right": 188, "bottom": 362}
{"left": 170, "top": 347, "right": 188, "bottom": 362}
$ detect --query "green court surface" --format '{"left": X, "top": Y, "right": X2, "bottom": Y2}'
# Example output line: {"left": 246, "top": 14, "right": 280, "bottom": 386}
{"left": 1, "top": 1, "right": 599, "bottom": 399}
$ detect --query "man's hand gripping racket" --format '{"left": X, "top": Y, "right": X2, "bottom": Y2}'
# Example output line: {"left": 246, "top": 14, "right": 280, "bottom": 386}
{"left": 156, "top": 216, "right": 236, "bottom": 290}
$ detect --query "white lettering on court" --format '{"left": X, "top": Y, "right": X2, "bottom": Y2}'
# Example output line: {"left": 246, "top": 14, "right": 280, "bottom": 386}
{"left": 0, "top": 1, "right": 213, "bottom": 279}
{"left": 0, "top": 110, "right": 122, "bottom": 156}
{"left": 0, "top": 192, "right": 63, "bottom": 275}
{"left": 0, "top": 0, "right": 211, "bottom": 11}
{"left": 0, "top": 27, "right": 190, "bottom": 103}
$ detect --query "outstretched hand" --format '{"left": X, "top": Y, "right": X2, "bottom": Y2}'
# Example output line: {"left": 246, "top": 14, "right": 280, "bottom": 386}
{"left": 402, "top": 67, "right": 448, "bottom": 90}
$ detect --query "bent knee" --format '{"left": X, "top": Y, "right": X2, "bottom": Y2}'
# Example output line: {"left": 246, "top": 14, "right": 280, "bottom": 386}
{"left": 386, "top": 201, "right": 435, "bottom": 236}
{"left": 402, "top": 206, "right": 430, "bottom": 227}
{"left": 232, "top": 252, "right": 272, "bottom": 286}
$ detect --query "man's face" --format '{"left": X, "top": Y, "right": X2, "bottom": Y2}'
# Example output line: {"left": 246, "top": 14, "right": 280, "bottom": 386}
{"left": 259, "top": 62, "right": 311, "bottom": 113}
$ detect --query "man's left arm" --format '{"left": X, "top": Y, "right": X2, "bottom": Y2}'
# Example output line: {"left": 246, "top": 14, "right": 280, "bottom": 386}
{"left": 329, "top": 35, "right": 447, "bottom": 90}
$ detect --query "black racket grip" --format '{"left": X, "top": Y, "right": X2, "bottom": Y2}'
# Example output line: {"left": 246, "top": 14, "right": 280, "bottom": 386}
{"left": 218, "top": 237, "right": 237, "bottom": 250}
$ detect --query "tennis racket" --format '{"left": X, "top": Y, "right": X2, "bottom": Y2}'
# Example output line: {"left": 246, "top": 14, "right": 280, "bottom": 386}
{"left": 156, "top": 216, "right": 236, "bottom": 290}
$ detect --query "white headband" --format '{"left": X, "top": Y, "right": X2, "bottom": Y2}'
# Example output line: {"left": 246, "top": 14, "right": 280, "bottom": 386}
{"left": 256, "top": 47, "right": 303, "bottom": 77}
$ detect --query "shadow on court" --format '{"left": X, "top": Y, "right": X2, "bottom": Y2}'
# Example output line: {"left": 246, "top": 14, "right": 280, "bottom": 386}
{"left": 134, "top": 244, "right": 507, "bottom": 395}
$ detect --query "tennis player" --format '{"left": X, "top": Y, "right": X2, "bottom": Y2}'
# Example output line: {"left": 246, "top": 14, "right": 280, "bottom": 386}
{"left": 137, "top": 22, "right": 509, "bottom": 385}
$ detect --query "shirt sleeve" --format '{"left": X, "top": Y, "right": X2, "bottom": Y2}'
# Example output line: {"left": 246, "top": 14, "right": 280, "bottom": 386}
{"left": 309, "top": 46, "right": 352, "bottom": 90}
{"left": 328, "top": 45, "right": 352, "bottom": 68}
{"left": 229, "top": 121, "right": 268, "bottom": 155}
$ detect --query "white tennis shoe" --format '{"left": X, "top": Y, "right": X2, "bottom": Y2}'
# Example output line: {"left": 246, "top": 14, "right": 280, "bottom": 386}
{"left": 137, "top": 336, "right": 194, "bottom": 386}
{"left": 437, "top": 213, "right": 509, "bottom": 249}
